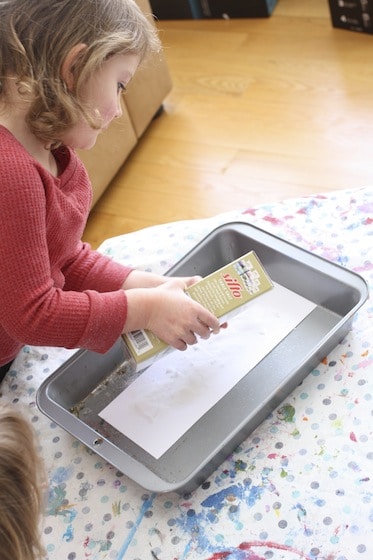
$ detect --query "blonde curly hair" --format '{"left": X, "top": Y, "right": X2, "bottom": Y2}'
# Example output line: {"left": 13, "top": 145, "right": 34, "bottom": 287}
{"left": 0, "top": 402, "right": 46, "bottom": 560}
{"left": 0, "top": 0, "right": 160, "bottom": 145}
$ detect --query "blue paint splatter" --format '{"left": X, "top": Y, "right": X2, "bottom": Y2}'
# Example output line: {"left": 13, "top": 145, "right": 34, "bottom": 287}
{"left": 50, "top": 465, "right": 73, "bottom": 485}
{"left": 293, "top": 503, "right": 307, "bottom": 523}
{"left": 175, "top": 473, "right": 273, "bottom": 558}
{"left": 116, "top": 493, "right": 156, "bottom": 559}
{"left": 62, "top": 524, "right": 74, "bottom": 543}
{"left": 46, "top": 466, "right": 77, "bottom": 522}
{"left": 201, "top": 480, "right": 264, "bottom": 511}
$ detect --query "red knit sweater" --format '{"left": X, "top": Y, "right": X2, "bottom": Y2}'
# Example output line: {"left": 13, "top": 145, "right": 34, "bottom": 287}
{"left": 0, "top": 126, "right": 133, "bottom": 366}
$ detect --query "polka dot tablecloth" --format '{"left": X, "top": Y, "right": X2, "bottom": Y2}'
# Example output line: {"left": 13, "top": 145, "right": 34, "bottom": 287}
{"left": 1, "top": 187, "right": 372, "bottom": 560}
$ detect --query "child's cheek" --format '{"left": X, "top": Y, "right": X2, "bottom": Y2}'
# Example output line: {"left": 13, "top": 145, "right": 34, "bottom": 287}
{"left": 103, "top": 103, "right": 120, "bottom": 126}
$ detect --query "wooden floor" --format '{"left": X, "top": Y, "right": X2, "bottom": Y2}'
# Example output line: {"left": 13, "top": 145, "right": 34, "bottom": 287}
{"left": 83, "top": 0, "right": 373, "bottom": 249}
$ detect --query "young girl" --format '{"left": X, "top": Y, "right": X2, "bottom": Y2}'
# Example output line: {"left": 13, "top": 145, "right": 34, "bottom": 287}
{"left": 0, "top": 0, "right": 223, "bottom": 379}
{"left": 0, "top": 403, "right": 46, "bottom": 560}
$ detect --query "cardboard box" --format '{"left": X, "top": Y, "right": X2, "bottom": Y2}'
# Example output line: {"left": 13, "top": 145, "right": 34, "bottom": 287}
{"left": 328, "top": 0, "right": 373, "bottom": 34}
{"left": 123, "top": 250, "right": 273, "bottom": 370}
{"left": 150, "top": 0, "right": 278, "bottom": 20}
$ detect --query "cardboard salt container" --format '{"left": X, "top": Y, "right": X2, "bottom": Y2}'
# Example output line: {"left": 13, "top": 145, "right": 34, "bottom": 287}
{"left": 123, "top": 250, "right": 273, "bottom": 370}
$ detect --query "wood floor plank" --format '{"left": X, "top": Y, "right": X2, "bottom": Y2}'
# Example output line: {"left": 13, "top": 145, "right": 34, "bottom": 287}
{"left": 83, "top": 0, "right": 373, "bottom": 248}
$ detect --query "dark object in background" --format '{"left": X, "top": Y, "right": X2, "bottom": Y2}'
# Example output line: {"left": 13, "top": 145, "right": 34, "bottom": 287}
{"left": 150, "top": 0, "right": 199, "bottom": 19}
{"left": 150, "top": 0, "right": 278, "bottom": 20}
{"left": 328, "top": 0, "right": 373, "bottom": 34}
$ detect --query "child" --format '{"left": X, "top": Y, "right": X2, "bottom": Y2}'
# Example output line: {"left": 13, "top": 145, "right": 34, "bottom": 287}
{"left": 0, "top": 402, "right": 46, "bottom": 559}
{"left": 0, "top": 0, "right": 223, "bottom": 377}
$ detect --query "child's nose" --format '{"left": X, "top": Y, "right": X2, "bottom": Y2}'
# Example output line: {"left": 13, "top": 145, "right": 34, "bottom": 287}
{"left": 115, "top": 100, "right": 123, "bottom": 119}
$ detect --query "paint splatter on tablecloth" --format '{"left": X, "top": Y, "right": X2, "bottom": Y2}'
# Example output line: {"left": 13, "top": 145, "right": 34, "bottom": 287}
{"left": 1, "top": 186, "right": 372, "bottom": 560}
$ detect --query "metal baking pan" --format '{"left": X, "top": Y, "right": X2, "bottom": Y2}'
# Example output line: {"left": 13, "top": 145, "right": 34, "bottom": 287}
{"left": 37, "top": 222, "right": 368, "bottom": 494}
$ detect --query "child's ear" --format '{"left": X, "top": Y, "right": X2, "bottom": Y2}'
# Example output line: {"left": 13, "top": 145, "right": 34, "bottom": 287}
{"left": 61, "top": 43, "right": 87, "bottom": 90}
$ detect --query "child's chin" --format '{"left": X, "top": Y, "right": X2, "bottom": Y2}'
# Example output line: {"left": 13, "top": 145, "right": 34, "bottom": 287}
{"left": 76, "top": 136, "right": 99, "bottom": 151}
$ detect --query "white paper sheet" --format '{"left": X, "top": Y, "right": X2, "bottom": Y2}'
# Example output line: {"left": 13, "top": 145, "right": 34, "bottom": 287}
{"left": 99, "top": 283, "right": 316, "bottom": 459}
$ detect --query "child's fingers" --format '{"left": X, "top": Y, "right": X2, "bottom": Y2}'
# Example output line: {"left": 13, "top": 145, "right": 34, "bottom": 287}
{"left": 183, "top": 275, "right": 203, "bottom": 288}
{"left": 193, "top": 316, "right": 227, "bottom": 338}
{"left": 194, "top": 318, "right": 212, "bottom": 339}
{"left": 183, "top": 330, "right": 198, "bottom": 346}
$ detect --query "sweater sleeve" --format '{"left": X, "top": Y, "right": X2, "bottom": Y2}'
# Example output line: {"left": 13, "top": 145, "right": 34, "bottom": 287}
{"left": 62, "top": 241, "right": 133, "bottom": 293}
{"left": 0, "top": 139, "right": 130, "bottom": 354}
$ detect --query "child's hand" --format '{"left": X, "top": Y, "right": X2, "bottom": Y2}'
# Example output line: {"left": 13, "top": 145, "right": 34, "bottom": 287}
{"left": 123, "top": 276, "right": 224, "bottom": 350}
{"left": 122, "top": 270, "right": 202, "bottom": 290}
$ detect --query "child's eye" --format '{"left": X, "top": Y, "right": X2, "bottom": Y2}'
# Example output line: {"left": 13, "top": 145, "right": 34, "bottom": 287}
{"left": 117, "top": 82, "right": 127, "bottom": 94}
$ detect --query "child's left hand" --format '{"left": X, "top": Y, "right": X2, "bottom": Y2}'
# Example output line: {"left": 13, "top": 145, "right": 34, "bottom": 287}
{"left": 122, "top": 270, "right": 202, "bottom": 290}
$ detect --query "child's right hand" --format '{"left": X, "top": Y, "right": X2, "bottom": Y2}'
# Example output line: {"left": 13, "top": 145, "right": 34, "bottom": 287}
{"left": 123, "top": 277, "right": 223, "bottom": 350}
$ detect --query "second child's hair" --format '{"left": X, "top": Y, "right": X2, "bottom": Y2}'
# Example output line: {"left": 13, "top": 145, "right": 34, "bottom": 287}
{"left": 0, "top": 0, "right": 160, "bottom": 145}
{"left": 0, "top": 403, "right": 46, "bottom": 560}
